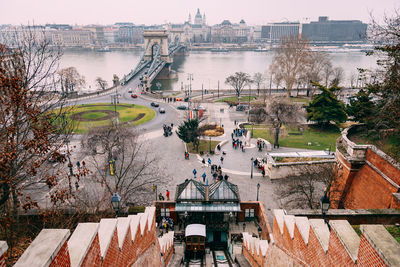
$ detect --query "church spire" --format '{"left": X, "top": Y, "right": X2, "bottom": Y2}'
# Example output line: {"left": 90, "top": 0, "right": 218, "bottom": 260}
{"left": 188, "top": 13, "right": 192, "bottom": 24}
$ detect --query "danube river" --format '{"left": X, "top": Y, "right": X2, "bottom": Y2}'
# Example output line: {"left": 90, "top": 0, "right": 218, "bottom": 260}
{"left": 60, "top": 49, "right": 378, "bottom": 92}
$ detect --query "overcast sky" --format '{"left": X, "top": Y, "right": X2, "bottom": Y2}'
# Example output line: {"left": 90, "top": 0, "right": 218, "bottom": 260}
{"left": 0, "top": 0, "right": 398, "bottom": 26}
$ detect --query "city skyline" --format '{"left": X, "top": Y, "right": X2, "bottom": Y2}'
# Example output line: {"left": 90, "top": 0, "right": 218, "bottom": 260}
{"left": 0, "top": 0, "right": 398, "bottom": 26}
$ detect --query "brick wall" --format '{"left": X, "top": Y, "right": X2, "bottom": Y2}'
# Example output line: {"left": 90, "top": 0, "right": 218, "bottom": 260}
{"left": 49, "top": 241, "right": 71, "bottom": 267}
{"left": 243, "top": 209, "right": 400, "bottom": 267}
{"left": 15, "top": 207, "right": 166, "bottom": 267}
{"left": 80, "top": 234, "right": 101, "bottom": 267}
{"left": 102, "top": 228, "right": 120, "bottom": 267}
{"left": 357, "top": 234, "right": 386, "bottom": 266}
{"left": 331, "top": 127, "right": 400, "bottom": 210}
{"left": 343, "top": 163, "right": 398, "bottom": 209}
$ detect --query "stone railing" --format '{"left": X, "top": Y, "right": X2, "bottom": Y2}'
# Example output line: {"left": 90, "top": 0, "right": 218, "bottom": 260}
{"left": 338, "top": 124, "right": 370, "bottom": 161}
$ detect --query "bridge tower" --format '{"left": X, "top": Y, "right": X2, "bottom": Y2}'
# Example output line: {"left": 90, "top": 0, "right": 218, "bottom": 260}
{"left": 143, "top": 30, "right": 171, "bottom": 64}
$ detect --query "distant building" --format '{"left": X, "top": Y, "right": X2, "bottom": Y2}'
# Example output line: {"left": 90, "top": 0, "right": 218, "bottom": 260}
{"left": 45, "top": 24, "right": 72, "bottom": 30}
{"left": 261, "top": 22, "right": 301, "bottom": 43}
{"left": 48, "top": 29, "right": 93, "bottom": 47}
{"left": 84, "top": 26, "right": 105, "bottom": 45}
{"left": 302, "top": 16, "right": 367, "bottom": 43}
{"left": 211, "top": 19, "right": 250, "bottom": 44}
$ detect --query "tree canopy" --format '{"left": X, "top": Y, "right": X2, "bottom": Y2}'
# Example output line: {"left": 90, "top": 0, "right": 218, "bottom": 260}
{"left": 225, "top": 72, "right": 252, "bottom": 97}
{"left": 306, "top": 83, "right": 347, "bottom": 127}
{"left": 346, "top": 89, "right": 376, "bottom": 124}
{"left": 176, "top": 119, "right": 200, "bottom": 150}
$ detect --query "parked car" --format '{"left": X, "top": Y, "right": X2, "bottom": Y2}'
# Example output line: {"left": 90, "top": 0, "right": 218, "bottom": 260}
{"left": 128, "top": 88, "right": 133, "bottom": 93}
{"left": 131, "top": 94, "right": 138, "bottom": 98}
{"left": 177, "top": 105, "right": 187, "bottom": 110}
{"left": 176, "top": 98, "right": 183, "bottom": 101}
{"left": 159, "top": 107, "right": 165, "bottom": 113}
{"left": 151, "top": 102, "right": 159, "bottom": 107}
{"left": 236, "top": 104, "right": 249, "bottom": 111}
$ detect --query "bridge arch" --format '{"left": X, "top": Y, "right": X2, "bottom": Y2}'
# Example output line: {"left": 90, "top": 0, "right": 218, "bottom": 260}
{"left": 143, "top": 30, "right": 170, "bottom": 63}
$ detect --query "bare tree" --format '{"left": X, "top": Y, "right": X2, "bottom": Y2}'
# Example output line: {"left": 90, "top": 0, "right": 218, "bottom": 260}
{"left": 95, "top": 77, "right": 108, "bottom": 90}
{"left": 349, "top": 72, "right": 357, "bottom": 88}
{"left": 274, "top": 164, "right": 334, "bottom": 209}
{"left": 58, "top": 67, "right": 86, "bottom": 95}
{"left": 225, "top": 71, "right": 252, "bottom": 97}
{"left": 80, "top": 124, "right": 162, "bottom": 208}
{"left": 270, "top": 35, "right": 312, "bottom": 97}
{"left": 0, "top": 26, "right": 77, "bottom": 258}
{"left": 266, "top": 98, "right": 302, "bottom": 148}
{"left": 331, "top": 67, "right": 345, "bottom": 86}
{"left": 302, "top": 51, "right": 332, "bottom": 96}
{"left": 322, "top": 62, "right": 334, "bottom": 87}
{"left": 253, "top": 72, "right": 265, "bottom": 96}
{"left": 249, "top": 108, "right": 267, "bottom": 124}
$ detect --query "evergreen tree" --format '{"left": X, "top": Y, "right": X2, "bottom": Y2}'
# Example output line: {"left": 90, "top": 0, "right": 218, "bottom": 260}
{"left": 347, "top": 89, "right": 376, "bottom": 124}
{"left": 176, "top": 119, "right": 200, "bottom": 151}
{"left": 306, "top": 83, "right": 347, "bottom": 127}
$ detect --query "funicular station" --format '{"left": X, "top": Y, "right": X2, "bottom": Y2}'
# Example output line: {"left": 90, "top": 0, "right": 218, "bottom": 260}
{"left": 154, "top": 179, "right": 270, "bottom": 266}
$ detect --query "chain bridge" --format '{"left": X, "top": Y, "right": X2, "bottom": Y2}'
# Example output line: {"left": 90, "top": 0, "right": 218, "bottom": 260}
{"left": 121, "top": 29, "right": 185, "bottom": 89}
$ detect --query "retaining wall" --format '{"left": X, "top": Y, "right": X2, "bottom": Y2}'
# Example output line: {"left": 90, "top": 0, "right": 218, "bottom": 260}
{"left": 242, "top": 209, "right": 400, "bottom": 266}
{"left": 331, "top": 125, "right": 400, "bottom": 209}
{"left": 9, "top": 207, "right": 173, "bottom": 267}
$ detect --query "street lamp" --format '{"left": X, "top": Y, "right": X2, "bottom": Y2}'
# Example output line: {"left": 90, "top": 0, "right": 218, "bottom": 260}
{"left": 251, "top": 157, "right": 254, "bottom": 179}
{"left": 258, "top": 226, "right": 262, "bottom": 239}
{"left": 257, "top": 183, "right": 260, "bottom": 201}
{"left": 209, "top": 136, "right": 212, "bottom": 153}
{"left": 320, "top": 191, "right": 330, "bottom": 228}
{"left": 152, "top": 184, "right": 158, "bottom": 201}
{"left": 111, "top": 192, "right": 121, "bottom": 218}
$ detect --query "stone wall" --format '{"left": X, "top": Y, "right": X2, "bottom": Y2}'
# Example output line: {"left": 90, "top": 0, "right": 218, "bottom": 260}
{"left": 331, "top": 125, "right": 400, "bottom": 209}
{"left": 242, "top": 209, "right": 400, "bottom": 267}
{"left": 8, "top": 206, "right": 174, "bottom": 267}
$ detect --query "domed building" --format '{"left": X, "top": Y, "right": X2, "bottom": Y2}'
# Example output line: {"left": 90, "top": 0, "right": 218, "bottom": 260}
{"left": 211, "top": 19, "right": 250, "bottom": 44}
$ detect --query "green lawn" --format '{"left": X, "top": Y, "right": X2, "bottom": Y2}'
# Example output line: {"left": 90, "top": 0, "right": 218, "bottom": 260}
{"left": 245, "top": 124, "right": 340, "bottom": 151}
{"left": 289, "top": 97, "right": 311, "bottom": 104}
{"left": 216, "top": 95, "right": 258, "bottom": 103}
{"left": 81, "top": 112, "right": 109, "bottom": 120}
{"left": 187, "top": 140, "right": 220, "bottom": 154}
{"left": 53, "top": 103, "right": 155, "bottom": 134}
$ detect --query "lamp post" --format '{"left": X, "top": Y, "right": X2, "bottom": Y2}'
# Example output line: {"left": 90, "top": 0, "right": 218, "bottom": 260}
{"left": 111, "top": 192, "right": 121, "bottom": 218}
{"left": 320, "top": 191, "right": 330, "bottom": 229}
{"left": 251, "top": 157, "right": 254, "bottom": 179}
{"left": 152, "top": 184, "right": 157, "bottom": 201}
{"left": 209, "top": 136, "right": 212, "bottom": 153}
{"left": 256, "top": 183, "right": 260, "bottom": 201}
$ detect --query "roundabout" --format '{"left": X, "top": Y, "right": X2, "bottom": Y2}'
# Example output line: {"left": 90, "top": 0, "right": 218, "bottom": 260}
{"left": 60, "top": 103, "right": 155, "bottom": 133}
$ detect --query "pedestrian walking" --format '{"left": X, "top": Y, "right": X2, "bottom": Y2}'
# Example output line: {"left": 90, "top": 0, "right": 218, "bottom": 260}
{"left": 220, "top": 156, "right": 224, "bottom": 164}
{"left": 234, "top": 143, "right": 237, "bottom": 149}
{"left": 231, "top": 132, "right": 234, "bottom": 139}
{"left": 166, "top": 190, "right": 170, "bottom": 200}
{"left": 158, "top": 193, "right": 164, "bottom": 201}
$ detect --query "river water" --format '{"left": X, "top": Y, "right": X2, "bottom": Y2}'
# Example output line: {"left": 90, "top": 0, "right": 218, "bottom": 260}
{"left": 60, "top": 49, "right": 377, "bottom": 92}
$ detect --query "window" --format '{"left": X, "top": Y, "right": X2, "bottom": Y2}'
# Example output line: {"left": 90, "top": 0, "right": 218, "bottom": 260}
{"left": 161, "top": 208, "right": 170, "bottom": 217}
{"left": 245, "top": 209, "right": 255, "bottom": 218}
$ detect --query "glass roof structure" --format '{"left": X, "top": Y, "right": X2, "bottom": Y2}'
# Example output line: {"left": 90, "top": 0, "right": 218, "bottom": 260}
{"left": 209, "top": 180, "right": 240, "bottom": 201}
{"left": 175, "top": 179, "right": 206, "bottom": 201}
{"left": 175, "top": 179, "right": 240, "bottom": 202}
